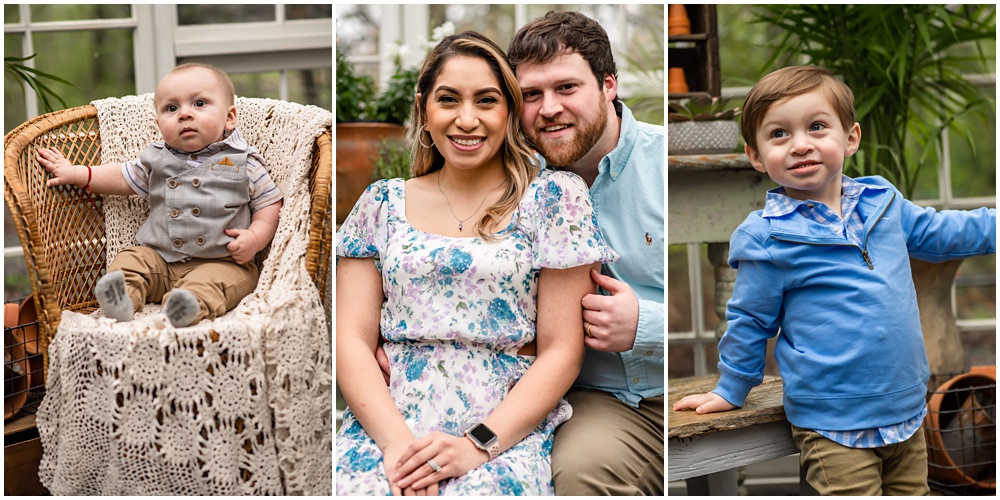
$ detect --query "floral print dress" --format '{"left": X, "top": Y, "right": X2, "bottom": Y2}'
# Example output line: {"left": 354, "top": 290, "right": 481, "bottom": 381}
{"left": 335, "top": 169, "right": 617, "bottom": 495}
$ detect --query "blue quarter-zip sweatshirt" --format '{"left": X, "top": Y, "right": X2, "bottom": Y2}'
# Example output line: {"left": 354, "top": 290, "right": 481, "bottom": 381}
{"left": 713, "top": 175, "right": 996, "bottom": 431}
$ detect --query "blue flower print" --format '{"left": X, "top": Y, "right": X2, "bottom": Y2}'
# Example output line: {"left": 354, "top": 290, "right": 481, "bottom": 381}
{"left": 405, "top": 356, "right": 428, "bottom": 382}
{"left": 335, "top": 171, "right": 614, "bottom": 495}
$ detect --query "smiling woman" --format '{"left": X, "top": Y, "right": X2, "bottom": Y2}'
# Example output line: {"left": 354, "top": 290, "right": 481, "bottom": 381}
{"left": 334, "top": 30, "right": 617, "bottom": 496}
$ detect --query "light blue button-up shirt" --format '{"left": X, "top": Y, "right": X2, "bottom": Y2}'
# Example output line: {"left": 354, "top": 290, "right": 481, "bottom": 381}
{"left": 538, "top": 102, "right": 665, "bottom": 407}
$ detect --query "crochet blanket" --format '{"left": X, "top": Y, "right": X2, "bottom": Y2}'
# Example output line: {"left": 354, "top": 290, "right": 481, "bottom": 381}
{"left": 36, "top": 95, "right": 332, "bottom": 495}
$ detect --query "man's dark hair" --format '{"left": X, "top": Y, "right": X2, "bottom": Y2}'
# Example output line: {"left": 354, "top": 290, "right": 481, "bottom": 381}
{"left": 508, "top": 11, "right": 618, "bottom": 96}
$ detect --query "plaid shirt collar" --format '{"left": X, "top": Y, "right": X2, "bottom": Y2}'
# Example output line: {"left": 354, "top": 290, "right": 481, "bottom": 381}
{"left": 762, "top": 175, "right": 869, "bottom": 219}
{"left": 762, "top": 176, "right": 878, "bottom": 247}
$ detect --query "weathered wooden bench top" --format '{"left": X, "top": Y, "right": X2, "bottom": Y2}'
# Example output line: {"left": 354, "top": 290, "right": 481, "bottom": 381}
{"left": 668, "top": 374, "right": 786, "bottom": 440}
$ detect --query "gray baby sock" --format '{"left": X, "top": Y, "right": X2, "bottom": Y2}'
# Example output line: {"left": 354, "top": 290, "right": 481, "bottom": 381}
{"left": 163, "top": 288, "right": 200, "bottom": 328}
{"left": 95, "top": 270, "right": 134, "bottom": 322}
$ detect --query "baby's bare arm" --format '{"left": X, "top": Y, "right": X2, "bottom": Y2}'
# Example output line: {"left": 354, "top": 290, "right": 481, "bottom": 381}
{"left": 673, "top": 392, "right": 737, "bottom": 414}
{"left": 36, "top": 147, "right": 134, "bottom": 196}
{"left": 246, "top": 200, "right": 282, "bottom": 248}
{"left": 225, "top": 200, "right": 282, "bottom": 264}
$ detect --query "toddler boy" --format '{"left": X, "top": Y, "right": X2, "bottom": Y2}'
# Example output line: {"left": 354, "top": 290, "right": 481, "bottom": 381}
{"left": 673, "top": 66, "right": 996, "bottom": 495}
{"left": 37, "top": 63, "right": 283, "bottom": 328}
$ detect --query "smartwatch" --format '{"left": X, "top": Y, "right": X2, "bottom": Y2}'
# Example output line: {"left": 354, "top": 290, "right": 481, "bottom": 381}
{"left": 465, "top": 423, "right": 501, "bottom": 460}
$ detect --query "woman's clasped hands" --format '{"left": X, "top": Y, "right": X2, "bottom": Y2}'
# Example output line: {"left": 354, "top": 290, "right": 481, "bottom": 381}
{"left": 386, "top": 431, "right": 490, "bottom": 495}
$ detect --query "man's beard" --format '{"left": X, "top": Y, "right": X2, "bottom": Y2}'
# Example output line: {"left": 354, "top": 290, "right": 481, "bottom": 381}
{"left": 531, "top": 98, "right": 608, "bottom": 167}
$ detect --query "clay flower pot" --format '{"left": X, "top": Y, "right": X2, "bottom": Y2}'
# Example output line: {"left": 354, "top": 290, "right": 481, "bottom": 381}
{"left": 4, "top": 302, "right": 29, "bottom": 420}
{"left": 668, "top": 5, "right": 691, "bottom": 36}
{"left": 668, "top": 67, "right": 689, "bottom": 94}
{"left": 924, "top": 368, "right": 996, "bottom": 490}
{"left": 336, "top": 123, "right": 406, "bottom": 223}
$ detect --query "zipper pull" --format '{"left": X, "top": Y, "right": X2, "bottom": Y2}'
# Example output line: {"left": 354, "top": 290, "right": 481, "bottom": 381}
{"left": 862, "top": 250, "right": 874, "bottom": 270}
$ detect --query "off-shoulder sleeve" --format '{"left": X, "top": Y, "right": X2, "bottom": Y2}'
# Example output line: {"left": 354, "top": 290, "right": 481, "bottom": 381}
{"left": 336, "top": 179, "right": 391, "bottom": 260}
{"left": 530, "top": 170, "right": 619, "bottom": 269}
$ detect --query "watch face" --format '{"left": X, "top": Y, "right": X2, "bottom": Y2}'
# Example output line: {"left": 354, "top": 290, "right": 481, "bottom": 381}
{"left": 469, "top": 424, "right": 496, "bottom": 444}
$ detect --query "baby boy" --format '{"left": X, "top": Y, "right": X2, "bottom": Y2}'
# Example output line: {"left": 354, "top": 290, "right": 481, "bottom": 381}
{"left": 37, "top": 63, "right": 283, "bottom": 328}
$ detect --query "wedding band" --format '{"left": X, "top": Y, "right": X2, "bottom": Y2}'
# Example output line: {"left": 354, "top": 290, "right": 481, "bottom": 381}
{"left": 585, "top": 323, "right": 594, "bottom": 338}
{"left": 427, "top": 458, "right": 441, "bottom": 473}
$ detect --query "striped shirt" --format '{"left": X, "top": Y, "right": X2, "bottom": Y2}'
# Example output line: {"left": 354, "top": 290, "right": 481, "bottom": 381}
{"left": 762, "top": 175, "right": 926, "bottom": 448}
{"left": 121, "top": 128, "right": 282, "bottom": 212}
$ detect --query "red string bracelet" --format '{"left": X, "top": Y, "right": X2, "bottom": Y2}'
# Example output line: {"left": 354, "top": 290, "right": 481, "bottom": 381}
{"left": 83, "top": 164, "right": 97, "bottom": 210}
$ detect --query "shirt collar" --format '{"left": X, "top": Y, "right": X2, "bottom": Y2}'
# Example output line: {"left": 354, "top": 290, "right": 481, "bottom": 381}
{"left": 762, "top": 175, "right": 869, "bottom": 218}
{"left": 163, "top": 127, "right": 248, "bottom": 156}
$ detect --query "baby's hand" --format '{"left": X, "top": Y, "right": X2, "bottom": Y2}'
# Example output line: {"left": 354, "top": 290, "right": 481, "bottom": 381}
{"left": 37, "top": 147, "right": 81, "bottom": 188}
{"left": 673, "top": 392, "right": 737, "bottom": 414}
{"left": 225, "top": 228, "right": 260, "bottom": 265}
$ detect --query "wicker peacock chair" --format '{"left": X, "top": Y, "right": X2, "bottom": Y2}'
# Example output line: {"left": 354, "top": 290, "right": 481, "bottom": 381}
{"left": 4, "top": 103, "right": 332, "bottom": 376}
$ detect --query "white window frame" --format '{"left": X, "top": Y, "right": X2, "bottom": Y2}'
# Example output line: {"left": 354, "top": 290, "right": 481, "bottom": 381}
{"left": 4, "top": 3, "right": 332, "bottom": 260}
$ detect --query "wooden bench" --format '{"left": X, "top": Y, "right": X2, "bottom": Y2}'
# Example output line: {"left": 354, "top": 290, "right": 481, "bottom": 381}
{"left": 668, "top": 374, "right": 801, "bottom": 495}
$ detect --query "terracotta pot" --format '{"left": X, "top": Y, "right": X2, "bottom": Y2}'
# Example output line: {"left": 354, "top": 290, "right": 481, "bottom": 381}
{"left": 19, "top": 295, "right": 43, "bottom": 388}
{"left": 668, "top": 5, "right": 691, "bottom": 35}
{"left": 668, "top": 67, "right": 689, "bottom": 93}
{"left": 4, "top": 302, "right": 29, "bottom": 420}
{"left": 336, "top": 123, "right": 406, "bottom": 224}
{"left": 924, "top": 368, "right": 996, "bottom": 490}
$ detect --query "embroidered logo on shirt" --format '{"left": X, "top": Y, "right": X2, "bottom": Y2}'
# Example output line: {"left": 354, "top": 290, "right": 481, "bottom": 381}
{"left": 218, "top": 157, "right": 235, "bottom": 167}
{"left": 645, "top": 232, "right": 652, "bottom": 246}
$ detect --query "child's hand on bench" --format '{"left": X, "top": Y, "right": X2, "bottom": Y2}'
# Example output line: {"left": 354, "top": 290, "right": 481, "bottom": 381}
{"left": 673, "top": 392, "right": 737, "bottom": 414}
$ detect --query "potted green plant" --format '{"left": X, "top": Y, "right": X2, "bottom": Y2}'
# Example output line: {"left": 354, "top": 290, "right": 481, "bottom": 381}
{"left": 667, "top": 96, "right": 741, "bottom": 155}
{"left": 335, "top": 22, "right": 454, "bottom": 223}
{"left": 752, "top": 4, "right": 996, "bottom": 379}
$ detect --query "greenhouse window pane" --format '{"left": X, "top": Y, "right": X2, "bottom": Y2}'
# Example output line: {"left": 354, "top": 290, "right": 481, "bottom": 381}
{"left": 286, "top": 4, "right": 331, "bottom": 20}
{"left": 4, "top": 203, "right": 33, "bottom": 301}
{"left": 30, "top": 4, "right": 130, "bottom": 22}
{"left": 288, "top": 67, "right": 332, "bottom": 110}
{"left": 178, "top": 5, "right": 275, "bottom": 25}
{"left": 949, "top": 85, "right": 996, "bottom": 199}
{"left": 31, "top": 29, "right": 135, "bottom": 110}
{"left": 955, "top": 254, "right": 997, "bottom": 321}
{"left": 230, "top": 71, "right": 281, "bottom": 100}
{"left": 4, "top": 4, "right": 19, "bottom": 24}
{"left": 336, "top": 4, "right": 379, "bottom": 57}
{"left": 4, "top": 34, "right": 26, "bottom": 134}
{"left": 429, "top": 5, "right": 516, "bottom": 51}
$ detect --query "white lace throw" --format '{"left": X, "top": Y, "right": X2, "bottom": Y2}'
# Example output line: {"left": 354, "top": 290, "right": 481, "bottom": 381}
{"left": 36, "top": 95, "right": 332, "bottom": 495}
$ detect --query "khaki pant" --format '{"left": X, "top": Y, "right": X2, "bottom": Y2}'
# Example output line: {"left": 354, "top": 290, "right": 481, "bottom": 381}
{"left": 792, "top": 424, "right": 930, "bottom": 496}
{"left": 110, "top": 246, "right": 259, "bottom": 324}
{"left": 551, "top": 388, "right": 664, "bottom": 495}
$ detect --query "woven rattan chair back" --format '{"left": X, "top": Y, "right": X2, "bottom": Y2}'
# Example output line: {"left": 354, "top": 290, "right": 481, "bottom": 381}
{"left": 3, "top": 104, "right": 332, "bottom": 375}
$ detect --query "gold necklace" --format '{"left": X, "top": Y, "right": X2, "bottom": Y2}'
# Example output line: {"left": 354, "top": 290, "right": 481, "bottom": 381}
{"left": 436, "top": 171, "right": 503, "bottom": 232}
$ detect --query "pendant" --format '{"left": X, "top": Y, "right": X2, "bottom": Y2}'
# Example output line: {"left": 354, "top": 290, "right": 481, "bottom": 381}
{"left": 458, "top": 222, "right": 464, "bottom": 232}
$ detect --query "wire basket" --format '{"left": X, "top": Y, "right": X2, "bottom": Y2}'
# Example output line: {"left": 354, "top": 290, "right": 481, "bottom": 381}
{"left": 924, "top": 369, "right": 996, "bottom": 495}
{"left": 4, "top": 297, "right": 44, "bottom": 421}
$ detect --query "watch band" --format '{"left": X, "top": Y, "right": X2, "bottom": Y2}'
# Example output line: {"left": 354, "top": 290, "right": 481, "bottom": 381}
{"left": 467, "top": 434, "right": 502, "bottom": 461}
{"left": 487, "top": 441, "right": 501, "bottom": 461}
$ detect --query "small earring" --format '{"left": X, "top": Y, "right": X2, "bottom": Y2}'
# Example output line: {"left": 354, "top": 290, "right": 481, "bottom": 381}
{"left": 418, "top": 130, "right": 434, "bottom": 149}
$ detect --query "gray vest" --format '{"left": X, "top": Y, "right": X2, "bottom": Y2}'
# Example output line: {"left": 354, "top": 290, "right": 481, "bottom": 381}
{"left": 135, "top": 142, "right": 252, "bottom": 262}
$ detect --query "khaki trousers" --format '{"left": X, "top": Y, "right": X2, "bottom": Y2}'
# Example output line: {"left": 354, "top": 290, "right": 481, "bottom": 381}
{"left": 551, "top": 388, "right": 664, "bottom": 495}
{"left": 792, "top": 424, "right": 930, "bottom": 496}
{"left": 110, "top": 246, "right": 259, "bottom": 324}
